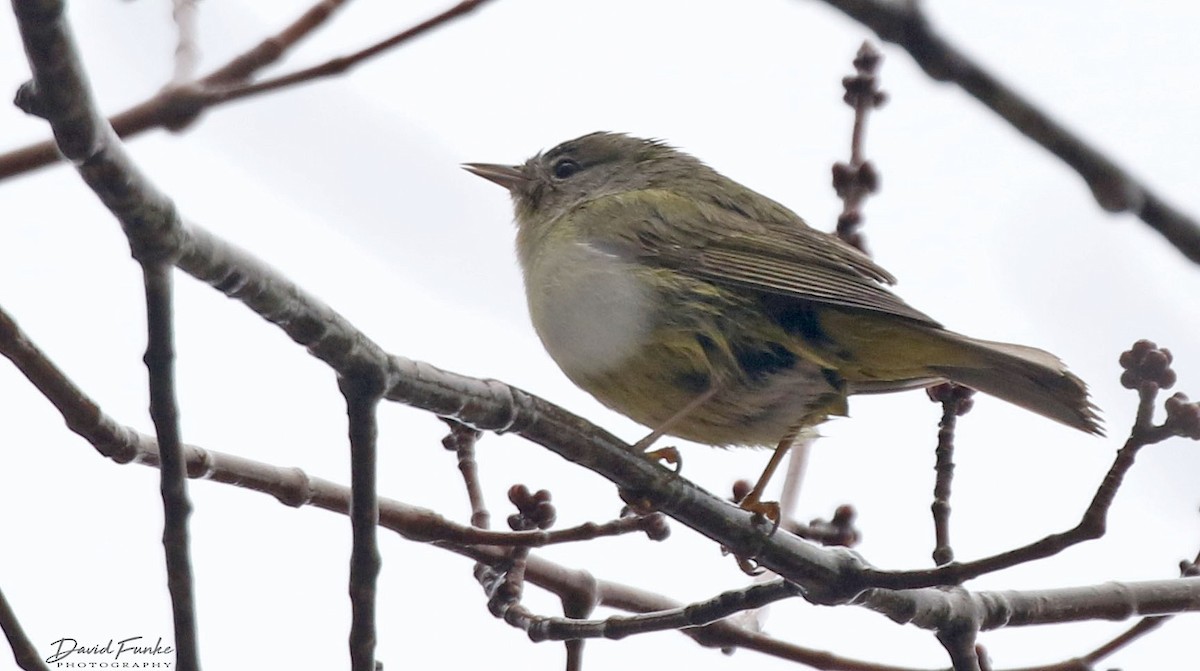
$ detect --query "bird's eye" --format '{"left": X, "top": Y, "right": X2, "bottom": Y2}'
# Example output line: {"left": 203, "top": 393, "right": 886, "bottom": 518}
{"left": 552, "top": 158, "right": 581, "bottom": 180}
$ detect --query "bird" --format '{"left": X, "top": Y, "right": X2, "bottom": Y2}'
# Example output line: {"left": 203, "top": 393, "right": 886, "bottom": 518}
{"left": 464, "top": 131, "right": 1101, "bottom": 517}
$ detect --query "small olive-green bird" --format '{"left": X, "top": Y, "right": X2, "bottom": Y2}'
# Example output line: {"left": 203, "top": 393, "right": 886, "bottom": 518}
{"left": 465, "top": 132, "right": 1100, "bottom": 509}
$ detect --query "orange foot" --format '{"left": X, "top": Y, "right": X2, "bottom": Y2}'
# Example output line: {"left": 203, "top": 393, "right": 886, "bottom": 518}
{"left": 619, "top": 446, "right": 683, "bottom": 515}
{"left": 737, "top": 492, "right": 782, "bottom": 534}
{"left": 643, "top": 446, "right": 682, "bottom": 472}
{"left": 722, "top": 493, "right": 783, "bottom": 576}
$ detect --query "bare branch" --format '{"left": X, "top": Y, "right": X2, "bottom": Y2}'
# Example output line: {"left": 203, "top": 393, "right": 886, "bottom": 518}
{"left": 926, "top": 384, "right": 975, "bottom": 567}
{"left": 858, "top": 577, "right": 1200, "bottom": 631}
{"left": 141, "top": 261, "right": 200, "bottom": 671}
{"left": 0, "top": 0, "right": 492, "bottom": 179}
{"left": 0, "top": 301, "right": 643, "bottom": 553}
{"left": 520, "top": 580, "right": 802, "bottom": 643}
{"left": 201, "top": 0, "right": 355, "bottom": 87}
{"left": 6, "top": 300, "right": 1198, "bottom": 670}
{"left": 442, "top": 419, "right": 491, "bottom": 529}
{"left": 0, "top": 302, "right": 803, "bottom": 664}
{"left": 832, "top": 41, "right": 886, "bottom": 252}
{"left": 340, "top": 374, "right": 386, "bottom": 671}
{"left": 206, "top": 0, "right": 498, "bottom": 106}
{"left": 857, "top": 374, "right": 1181, "bottom": 590}
{"left": 13, "top": 15, "right": 205, "bottom": 662}
{"left": 1077, "top": 616, "right": 1170, "bottom": 668}
{"left": 817, "top": 0, "right": 1200, "bottom": 264}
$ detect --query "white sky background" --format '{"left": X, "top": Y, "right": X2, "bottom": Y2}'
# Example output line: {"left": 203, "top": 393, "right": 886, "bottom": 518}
{"left": 1, "top": 1, "right": 1199, "bottom": 669}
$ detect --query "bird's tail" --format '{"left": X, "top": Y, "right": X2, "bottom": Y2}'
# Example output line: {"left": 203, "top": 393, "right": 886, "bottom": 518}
{"left": 930, "top": 332, "right": 1103, "bottom": 435}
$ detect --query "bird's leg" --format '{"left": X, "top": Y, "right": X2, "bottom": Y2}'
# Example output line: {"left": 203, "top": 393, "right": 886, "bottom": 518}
{"left": 631, "top": 383, "right": 720, "bottom": 470}
{"left": 619, "top": 384, "right": 722, "bottom": 515}
{"left": 738, "top": 387, "right": 848, "bottom": 528}
{"left": 735, "top": 425, "right": 802, "bottom": 528}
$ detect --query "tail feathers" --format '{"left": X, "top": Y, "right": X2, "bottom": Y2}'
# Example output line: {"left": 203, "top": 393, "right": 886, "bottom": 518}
{"left": 931, "top": 335, "right": 1104, "bottom": 435}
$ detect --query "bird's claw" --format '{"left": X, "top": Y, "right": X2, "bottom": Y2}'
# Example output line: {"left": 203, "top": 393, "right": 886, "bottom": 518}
{"left": 738, "top": 494, "right": 783, "bottom": 536}
{"left": 643, "top": 446, "right": 682, "bottom": 473}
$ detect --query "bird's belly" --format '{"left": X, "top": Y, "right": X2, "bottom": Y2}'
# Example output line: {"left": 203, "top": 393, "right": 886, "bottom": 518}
{"left": 524, "top": 243, "right": 841, "bottom": 446}
{"left": 581, "top": 344, "right": 839, "bottom": 446}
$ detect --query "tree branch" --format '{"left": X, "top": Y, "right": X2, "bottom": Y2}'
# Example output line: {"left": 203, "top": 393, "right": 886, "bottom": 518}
{"left": 0, "top": 0, "right": 493, "bottom": 180}
{"left": 816, "top": 0, "right": 1200, "bottom": 264}
{"left": 0, "top": 300, "right": 903, "bottom": 670}
{"left": 141, "top": 261, "right": 200, "bottom": 671}
{"left": 7, "top": 296, "right": 1200, "bottom": 669}
{"left": 340, "top": 374, "right": 385, "bottom": 671}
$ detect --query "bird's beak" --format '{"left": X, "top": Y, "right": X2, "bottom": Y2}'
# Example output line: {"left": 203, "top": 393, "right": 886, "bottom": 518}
{"left": 462, "top": 162, "right": 530, "bottom": 192}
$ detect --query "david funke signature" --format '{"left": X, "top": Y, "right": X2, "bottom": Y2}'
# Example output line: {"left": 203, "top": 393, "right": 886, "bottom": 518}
{"left": 45, "top": 636, "right": 173, "bottom": 664}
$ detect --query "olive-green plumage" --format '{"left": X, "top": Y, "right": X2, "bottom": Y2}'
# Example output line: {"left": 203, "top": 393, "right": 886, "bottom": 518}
{"left": 465, "top": 132, "right": 1102, "bottom": 446}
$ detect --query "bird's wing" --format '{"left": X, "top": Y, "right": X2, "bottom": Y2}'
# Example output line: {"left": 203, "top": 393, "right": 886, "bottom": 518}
{"left": 576, "top": 189, "right": 941, "bottom": 327}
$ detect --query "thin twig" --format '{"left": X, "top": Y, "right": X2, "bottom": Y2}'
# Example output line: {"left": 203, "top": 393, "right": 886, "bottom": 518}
{"left": 204, "top": 0, "right": 497, "bottom": 106}
{"left": 815, "top": 0, "right": 1200, "bottom": 264}
{"left": 521, "top": 580, "right": 802, "bottom": 643}
{"left": 832, "top": 41, "right": 886, "bottom": 253}
{"left": 442, "top": 419, "right": 490, "bottom": 529}
{"left": 202, "top": 0, "right": 354, "bottom": 87}
{"left": 930, "top": 412, "right": 955, "bottom": 567}
{"left": 0, "top": 0, "right": 493, "bottom": 179}
{"left": 478, "top": 487, "right": 549, "bottom": 655}
{"left": 1079, "top": 616, "right": 1170, "bottom": 667}
{"left": 2, "top": 0, "right": 354, "bottom": 176}
{"left": 927, "top": 384, "right": 974, "bottom": 567}
{"left": 859, "top": 379, "right": 1173, "bottom": 590}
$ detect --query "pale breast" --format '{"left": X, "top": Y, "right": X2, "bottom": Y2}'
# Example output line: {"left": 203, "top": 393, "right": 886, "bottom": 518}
{"left": 523, "top": 240, "right": 656, "bottom": 378}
